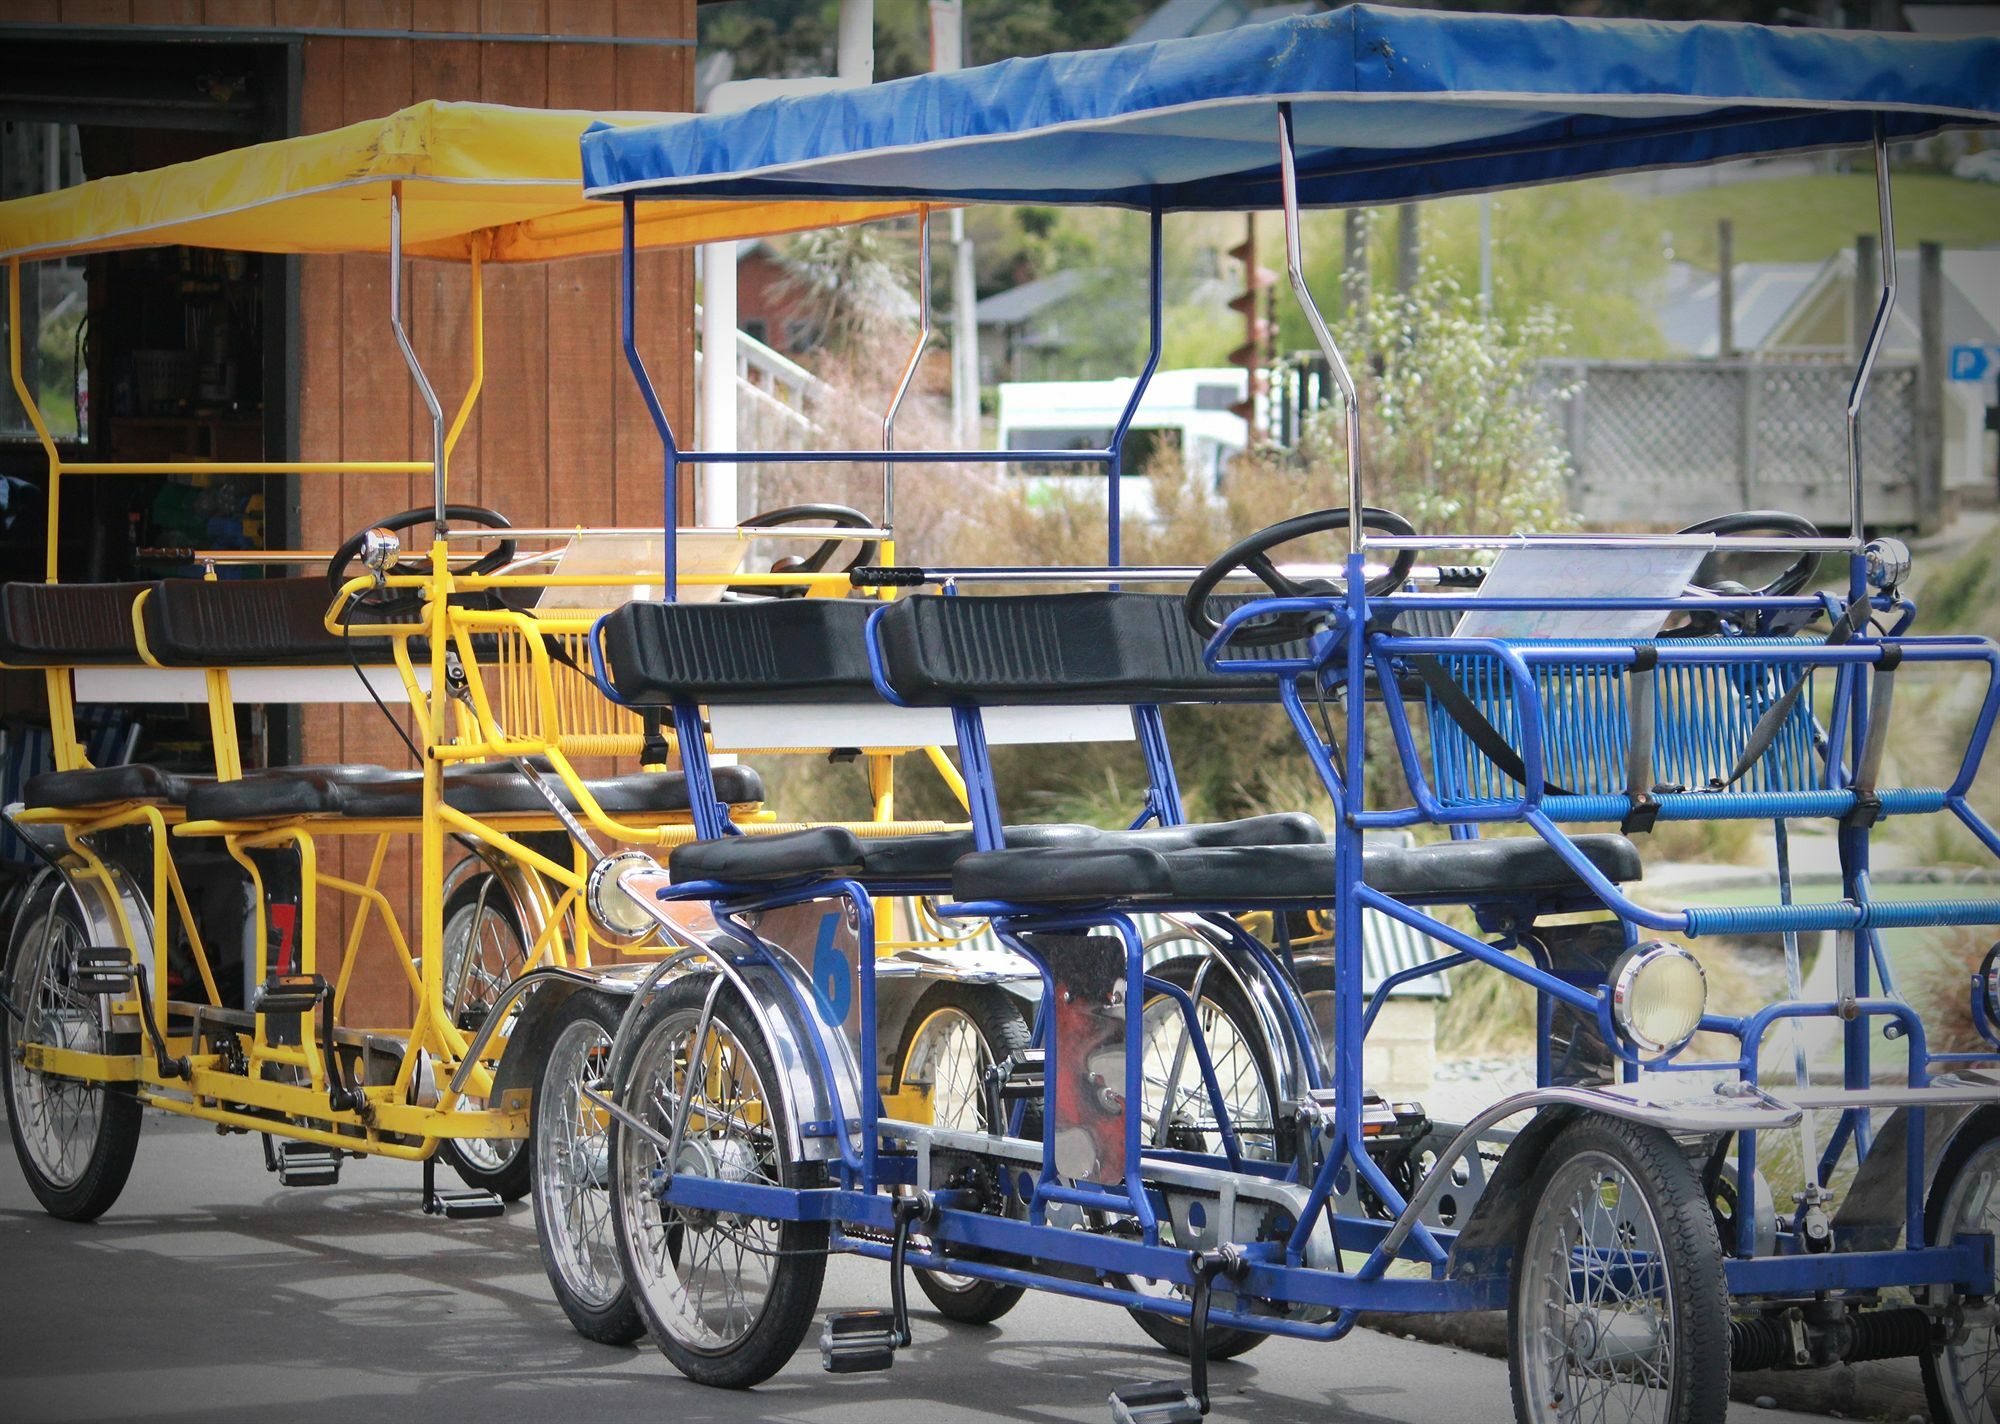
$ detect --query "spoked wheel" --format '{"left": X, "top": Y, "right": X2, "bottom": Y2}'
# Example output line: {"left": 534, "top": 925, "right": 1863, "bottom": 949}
{"left": 1122, "top": 950, "right": 1285, "bottom": 1361}
{"left": 611, "top": 976, "right": 827, "bottom": 1388}
{"left": 1923, "top": 1111, "right": 2000, "bottom": 1424}
{"left": 440, "top": 871, "right": 532, "bottom": 1199}
{"left": 532, "top": 992, "right": 644, "bottom": 1344}
{"left": 1509, "top": 1114, "right": 1730, "bottom": 1424}
{"left": 0, "top": 878, "right": 142, "bottom": 1221}
{"left": 894, "top": 982, "right": 1032, "bottom": 1326}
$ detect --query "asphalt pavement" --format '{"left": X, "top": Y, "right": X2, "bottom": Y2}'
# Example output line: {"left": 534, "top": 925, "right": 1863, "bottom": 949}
{"left": 0, "top": 1113, "right": 1841, "bottom": 1424}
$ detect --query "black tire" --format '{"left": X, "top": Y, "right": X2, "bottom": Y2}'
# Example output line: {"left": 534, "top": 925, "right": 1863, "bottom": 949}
{"left": 1921, "top": 1108, "right": 2000, "bottom": 1424}
{"left": 893, "top": 981, "right": 1033, "bottom": 1326}
{"left": 1123, "top": 953, "right": 1285, "bottom": 1362}
{"left": 531, "top": 991, "right": 645, "bottom": 1345}
{"left": 1, "top": 879, "right": 142, "bottom": 1222}
{"left": 1508, "top": 1114, "right": 1730, "bottom": 1424}
{"left": 440, "top": 871, "right": 532, "bottom": 1200}
{"left": 611, "top": 976, "right": 827, "bottom": 1388}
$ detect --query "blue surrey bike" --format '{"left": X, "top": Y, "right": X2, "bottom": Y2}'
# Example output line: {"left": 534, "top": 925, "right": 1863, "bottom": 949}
{"left": 508, "top": 10, "right": 2000, "bottom": 1423}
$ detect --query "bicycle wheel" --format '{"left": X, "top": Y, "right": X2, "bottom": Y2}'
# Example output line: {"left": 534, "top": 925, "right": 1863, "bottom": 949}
{"left": 1922, "top": 1111, "right": 2000, "bottom": 1424}
{"left": 611, "top": 976, "right": 827, "bottom": 1388}
{"left": 440, "top": 871, "right": 532, "bottom": 1199}
{"left": 1508, "top": 1114, "right": 1730, "bottom": 1424}
{"left": 894, "top": 981, "right": 1032, "bottom": 1325}
{"left": 1, "top": 878, "right": 142, "bottom": 1222}
{"left": 1122, "top": 952, "right": 1283, "bottom": 1361}
{"left": 532, "top": 991, "right": 644, "bottom": 1344}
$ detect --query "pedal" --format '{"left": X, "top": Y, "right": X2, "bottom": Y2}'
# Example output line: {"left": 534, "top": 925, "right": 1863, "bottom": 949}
{"left": 72, "top": 946, "right": 135, "bottom": 996}
{"left": 819, "top": 1309, "right": 899, "bottom": 1373}
{"left": 419, "top": 1152, "right": 503, "bottom": 1220}
{"left": 1108, "top": 1383, "right": 1203, "bottom": 1424}
{"left": 426, "top": 1189, "right": 504, "bottom": 1221}
{"left": 256, "top": 972, "right": 328, "bottom": 1016}
{"left": 273, "top": 1141, "right": 342, "bottom": 1187}
{"left": 989, "top": 1047, "right": 1045, "bottom": 1104}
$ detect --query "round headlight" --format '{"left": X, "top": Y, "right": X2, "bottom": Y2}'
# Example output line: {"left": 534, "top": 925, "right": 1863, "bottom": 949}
{"left": 1611, "top": 942, "right": 1707, "bottom": 1057}
{"left": 1980, "top": 941, "right": 2000, "bottom": 1025}
{"left": 587, "top": 849, "right": 664, "bottom": 943}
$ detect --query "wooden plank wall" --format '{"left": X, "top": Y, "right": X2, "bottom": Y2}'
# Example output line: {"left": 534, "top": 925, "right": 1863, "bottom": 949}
{"left": 32, "top": 0, "right": 697, "bottom": 1028}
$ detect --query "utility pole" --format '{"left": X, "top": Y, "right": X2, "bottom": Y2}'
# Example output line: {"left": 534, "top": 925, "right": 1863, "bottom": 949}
{"left": 931, "top": 0, "right": 979, "bottom": 448}
{"left": 1717, "top": 218, "right": 1735, "bottom": 359}
{"left": 1343, "top": 208, "right": 1369, "bottom": 322}
{"left": 1395, "top": 203, "right": 1421, "bottom": 294}
{"left": 1228, "top": 215, "right": 1276, "bottom": 445}
{"left": 1478, "top": 193, "right": 1493, "bottom": 311}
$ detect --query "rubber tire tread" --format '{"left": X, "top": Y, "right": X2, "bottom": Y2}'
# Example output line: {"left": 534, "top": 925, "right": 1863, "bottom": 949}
{"left": 441, "top": 872, "right": 533, "bottom": 1201}
{"left": 532, "top": 991, "right": 646, "bottom": 1345}
{"left": 1, "top": 886, "right": 142, "bottom": 1223}
{"left": 614, "top": 976, "right": 828, "bottom": 1389}
{"left": 1920, "top": 1107, "right": 2000, "bottom": 1424}
{"left": 894, "top": 981, "right": 1034, "bottom": 1326}
{"left": 1124, "top": 955, "right": 1286, "bottom": 1363}
{"left": 1506, "top": 1113, "right": 1731, "bottom": 1424}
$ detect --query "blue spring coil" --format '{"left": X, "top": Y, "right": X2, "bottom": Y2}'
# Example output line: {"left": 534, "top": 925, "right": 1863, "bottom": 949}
{"left": 1685, "top": 897, "right": 2000, "bottom": 937}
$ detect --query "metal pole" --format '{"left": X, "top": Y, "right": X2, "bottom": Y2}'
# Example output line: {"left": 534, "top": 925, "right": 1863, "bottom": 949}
{"left": 1105, "top": 209, "right": 1165, "bottom": 570}
{"left": 1846, "top": 126, "right": 1896, "bottom": 538}
{"left": 930, "top": 0, "right": 980, "bottom": 450}
{"left": 1276, "top": 104, "right": 1362, "bottom": 553}
{"left": 621, "top": 197, "right": 682, "bottom": 599}
{"left": 698, "top": 241, "right": 740, "bottom": 526}
{"left": 388, "top": 186, "right": 446, "bottom": 530}
{"left": 836, "top": 0, "right": 874, "bottom": 84}
{"left": 880, "top": 207, "right": 933, "bottom": 534}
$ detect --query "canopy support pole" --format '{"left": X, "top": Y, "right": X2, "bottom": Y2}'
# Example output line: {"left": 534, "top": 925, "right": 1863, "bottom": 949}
{"left": 1276, "top": 103, "right": 1362, "bottom": 555}
{"left": 622, "top": 197, "right": 683, "bottom": 600}
{"left": 1845, "top": 124, "right": 1896, "bottom": 539}
{"left": 881, "top": 206, "right": 932, "bottom": 535}
{"left": 7, "top": 259, "right": 62, "bottom": 581}
{"left": 388, "top": 185, "right": 447, "bottom": 530}
{"left": 441, "top": 240, "right": 485, "bottom": 473}
{"left": 1105, "top": 209, "right": 1164, "bottom": 569}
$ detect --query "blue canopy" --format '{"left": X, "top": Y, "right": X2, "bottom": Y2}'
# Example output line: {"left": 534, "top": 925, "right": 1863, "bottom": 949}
{"left": 581, "top": 5, "right": 1999, "bottom": 211}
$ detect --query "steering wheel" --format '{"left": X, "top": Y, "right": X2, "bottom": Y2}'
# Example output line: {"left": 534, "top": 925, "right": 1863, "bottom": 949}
{"left": 1184, "top": 507, "right": 1418, "bottom": 648}
{"left": 329, "top": 505, "right": 516, "bottom": 619}
{"left": 1677, "top": 510, "right": 1823, "bottom": 600}
{"left": 728, "top": 503, "right": 879, "bottom": 600}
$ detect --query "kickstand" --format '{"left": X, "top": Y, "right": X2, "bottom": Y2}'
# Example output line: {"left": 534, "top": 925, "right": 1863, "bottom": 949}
{"left": 422, "top": 1152, "right": 441, "bottom": 1215}
{"left": 1186, "top": 1256, "right": 1217, "bottom": 1416}
{"left": 889, "top": 1192, "right": 931, "bottom": 1348}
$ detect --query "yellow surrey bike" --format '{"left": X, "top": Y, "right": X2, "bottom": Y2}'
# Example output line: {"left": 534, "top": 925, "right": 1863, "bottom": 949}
{"left": 0, "top": 103, "right": 1002, "bottom": 1326}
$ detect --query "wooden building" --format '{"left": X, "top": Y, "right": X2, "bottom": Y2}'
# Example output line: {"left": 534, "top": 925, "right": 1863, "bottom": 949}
{"left": 1, "top": 3, "right": 698, "bottom": 1025}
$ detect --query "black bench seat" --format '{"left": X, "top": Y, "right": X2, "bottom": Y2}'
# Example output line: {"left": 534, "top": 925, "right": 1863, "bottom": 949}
{"left": 950, "top": 832, "right": 1642, "bottom": 906}
{"left": 666, "top": 812, "right": 1323, "bottom": 886}
{"left": 22, "top": 764, "right": 208, "bottom": 809}
{"left": 183, "top": 762, "right": 764, "bottom": 823}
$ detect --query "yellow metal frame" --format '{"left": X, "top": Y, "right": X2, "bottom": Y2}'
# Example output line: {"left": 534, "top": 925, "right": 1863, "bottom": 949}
{"left": 3, "top": 204, "right": 973, "bottom": 1164}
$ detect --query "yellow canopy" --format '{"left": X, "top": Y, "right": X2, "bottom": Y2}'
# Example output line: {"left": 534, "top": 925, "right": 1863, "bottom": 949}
{"left": 0, "top": 100, "right": 917, "bottom": 264}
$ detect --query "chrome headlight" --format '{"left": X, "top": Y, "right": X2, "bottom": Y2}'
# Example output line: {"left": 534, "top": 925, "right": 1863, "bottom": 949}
{"left": 1610, "top": 941, "right": 1707, "bottom": 1056}
{"left": 586, "top": 849, "right": 664, "bottom": 943}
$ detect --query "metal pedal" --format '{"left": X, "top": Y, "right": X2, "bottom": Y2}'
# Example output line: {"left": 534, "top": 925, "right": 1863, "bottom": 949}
{"left": 819, "top": 1309, "right": 899, "bottom": 1373}
{"left": 427, "top": 1189, "right": 505, "bottom": 1221}
{"left": 419, "top": 1153, "right": 504, "bottom": 1219}
{"left": 273, "top": 1141, "right": 342, "bottom": 1187}
{"left": 256, "top": 972, "right": 329, "bottom": 1016}
{"left": 1107, "top": 1383, "right": 1203, "bottom": 1424}
{"left": 72, "top": 946, "right": 135, "bottom": 996}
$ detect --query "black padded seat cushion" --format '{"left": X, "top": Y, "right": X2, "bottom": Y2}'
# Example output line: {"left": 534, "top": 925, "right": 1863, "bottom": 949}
{"left": 146, "top": 576, "right": 400, "bottom": 667}
{"left": 0, "top": 582, "right": 152, "bottom": 666}
{"left": 22, "top": 764, "right": 206, "bottom": 808}
{"left": 669, "top": 813, "right": 1324, "bottom": 888}
{"left": 600, "top": 598, "right": 882, "bottom": 705}
{"left": 873, "top": 592, "right": 1305, "bottom": 707}
{"left": 952, "top": 831, "right": 1641, "bottom": 905}
{"left": 185, "top": 763, "right": 763, "bottom": 822}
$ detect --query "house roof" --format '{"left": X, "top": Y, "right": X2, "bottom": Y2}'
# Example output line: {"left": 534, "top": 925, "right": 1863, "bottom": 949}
{"left": 1769, "top": 245, "right": 2000, "bottom": 354}
{"left": 975, "top": 268, "right": 1093, "bottom": 326}
{"left": 1656, "top": 259, "right": 1823, "bottom": 356}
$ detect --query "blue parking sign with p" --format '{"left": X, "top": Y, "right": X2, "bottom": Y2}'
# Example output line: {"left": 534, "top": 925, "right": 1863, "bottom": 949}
{"left": 1950, "top": 344, "right": 1992, "bottom": 381}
